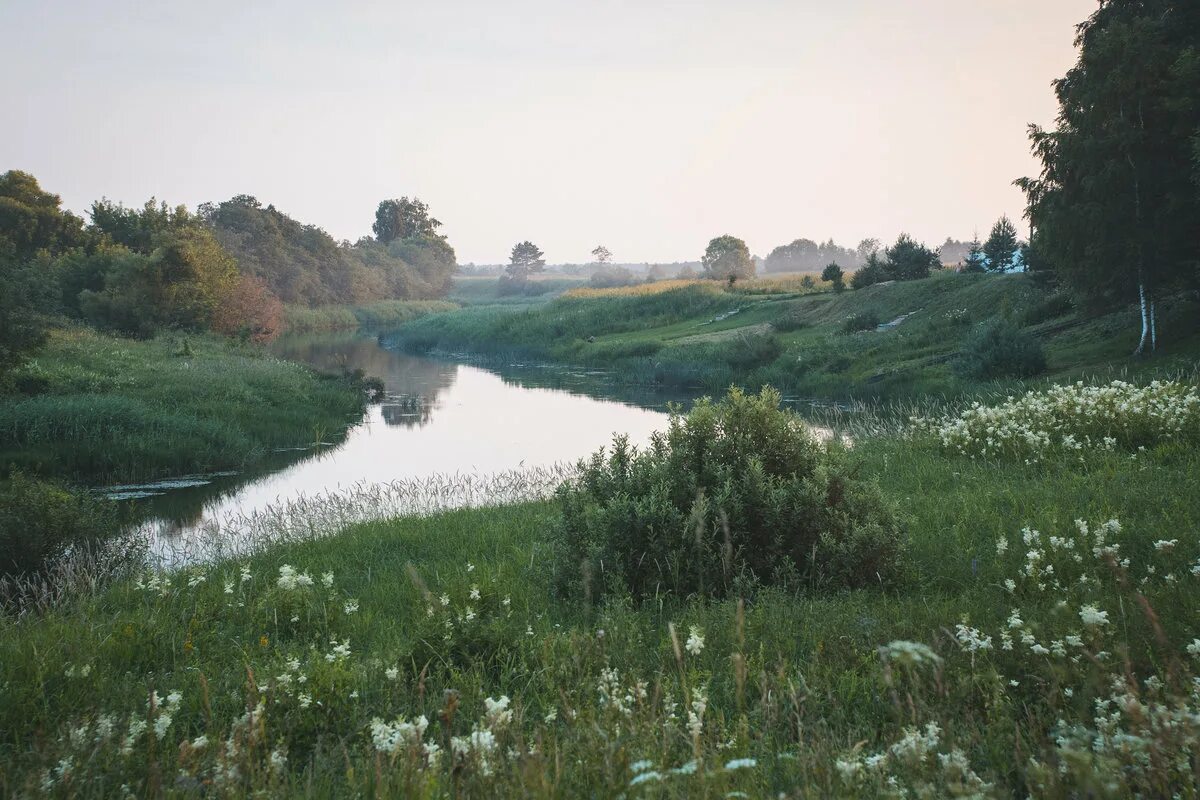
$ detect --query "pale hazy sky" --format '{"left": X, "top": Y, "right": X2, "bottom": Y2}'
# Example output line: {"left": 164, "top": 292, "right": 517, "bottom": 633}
{"left": 3, "top": 0, "right": 1095, "bottom": 264}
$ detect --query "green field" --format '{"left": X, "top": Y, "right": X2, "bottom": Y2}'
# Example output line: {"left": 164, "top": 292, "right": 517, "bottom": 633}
{"left": 0, "top": 327, "right": 365, "bottom": 484}
{"left": 282, "top": 300, "right": 460, "bottom": 334}
{"left": 390, "top": 273, "right": 1200, "bottom": 399}
{"left": 3, "top": 397, "right": 1198, "bottom": 796}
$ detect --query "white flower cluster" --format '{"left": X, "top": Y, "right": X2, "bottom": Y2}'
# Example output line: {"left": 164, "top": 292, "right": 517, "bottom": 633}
{"left": 916, "top": 379, "right": 1200, "bottom": 462}
{"left": 276, "top": 564, "right": 314, "bottom": 591}
{"left": 369, "top": 714, "right": 439, "bottom": 765}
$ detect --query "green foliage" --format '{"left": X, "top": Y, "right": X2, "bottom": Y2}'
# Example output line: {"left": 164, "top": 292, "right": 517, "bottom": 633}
{"left": 0, "top": 170, "right": 86, "bottom": 261}
{"left": 841, "top": 309, "right": 880, "bottom": 333}
{"left": 1019, "top": 291, "right": 1074, "bottom": 327}
{"left": 89, "top": 197, "right": 196, "bottom": 253}
{"left": 960, "top": 236, "right": 986, "bottom": 273}
{"left": 204, "top": 196, "right": 456, "bottom": 307}
{"left": 701, "top": 235, "right": 755, "bottom": 282}
{"left": 79, "top": 228, "right": 237, "bottom": 337}
{"left": 372, "top": 197, "right": 442, "bottom": 244}
{"left": 883, "top": 234, "right": 940, "bottom": 281}
{"left": 954, "top": 319, "right": 1047, "bottom": 379}
{"left": 0, "top": 258, "right": 55, "bottom": 377}
{"left": 283, "top": 300, "right": 459, "bottom": 334}
{"left": 850, "top": 252, "right": 890, "bottom": 289}
{"left": 983, "top": 216, "right": 1021, "bottom": 273}
{"left": 0, "top": 472, "right": 117, "bottom": 577}
{"left": 1017, "top": 0, "right": 1200, "bottom": 314}
{"left": 588, "top": 265, "right": 637, "bottom": 288}
{"left": 548, "top": 388, "right": 904, "bottom": 600}
{"left": 821, "top": 262, "right": 844, "bottom": 291}
{"left": 503, "top": 240, "right": 546, "bottom": 285}
{"left": 0, "top": 328, "right": 363, "bottom": 483}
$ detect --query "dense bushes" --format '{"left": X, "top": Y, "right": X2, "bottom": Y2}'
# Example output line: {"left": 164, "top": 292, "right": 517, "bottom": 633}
{"left": 548, "top": 388, "right": 904, "bottom": 600}
{"left": 955, "top": 319, "right": 1047, "bottom": 378}
{"left": 841, "top": 310, "right": 880, "bottom": 333}
{"left": 0, "top": 473, "right": 117, "bottom": 577}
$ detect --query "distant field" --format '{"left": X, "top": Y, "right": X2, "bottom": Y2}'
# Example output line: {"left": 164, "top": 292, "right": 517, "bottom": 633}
{"left": 449, "top": 274, "right": 588, "bottom": 306}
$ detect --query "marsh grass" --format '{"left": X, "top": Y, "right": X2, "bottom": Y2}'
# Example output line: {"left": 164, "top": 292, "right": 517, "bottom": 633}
{"left": 282, "top": 300, "right": 459, "bottom": 333}
{"left": 0, "top": 327, "right": 364, "bottom": 483}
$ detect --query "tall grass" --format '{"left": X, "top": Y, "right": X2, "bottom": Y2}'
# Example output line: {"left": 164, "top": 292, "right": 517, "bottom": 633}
{"left": 2, "top": 415, "right": 1197, "bottom": 796}
{"left": 0, "top": 328, "right": 364, "bottom": 483}
{"left": 283, "top": 300, "right": 459, "bottom": 333}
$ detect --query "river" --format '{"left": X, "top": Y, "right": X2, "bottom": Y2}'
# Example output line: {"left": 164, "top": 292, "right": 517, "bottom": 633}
{"left": 123, "top": 331, "right": 692, "bottom": 564}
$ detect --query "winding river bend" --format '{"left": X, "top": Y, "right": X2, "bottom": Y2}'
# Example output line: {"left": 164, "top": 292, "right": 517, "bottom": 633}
{"left": 124, "top": 331, "right": 688, "bottom": 563}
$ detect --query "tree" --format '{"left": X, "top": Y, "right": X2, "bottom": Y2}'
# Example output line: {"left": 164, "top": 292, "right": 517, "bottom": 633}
{"left": 856, "top": 238, "right": 882, "bottom": 263}
{"left": 821, "top": 262, "right": 845, "bottom": 292}
{"left": 960, "top": 235, "right": 987, "bottom": 273}
{"left": 211, "top": 275, "right": 284, "bottom": 343}
{"left": 505, "top": 241, "right": 545, "bottom": 282}
{"left": 701, "top": 235, "right": 754, "bottom": 282}
{"left": 851, "top": 252, "right": 890, "bottom": 289}
{"left": 80, "top": 228, "right": 238, "bottom": 336}
{"left": 0, "top": 170, "right": 86, "bottom": 260}
{"left": 883, "top": 233, "right": 940, "bottom": 281}
{"left": 591, "top": 245, "right": 612, "bottom": 265}
{"left": 90, "top": 197, "right": 195, "bottom": 253}
{"left": 1016, "top": 0, "right": 1200, "bottom": 355}
{"left": 983, "top": 216, "right": 1021, "bottom": 273}
{"left": 372, "top": 197, "right": 442, "bottom": 244}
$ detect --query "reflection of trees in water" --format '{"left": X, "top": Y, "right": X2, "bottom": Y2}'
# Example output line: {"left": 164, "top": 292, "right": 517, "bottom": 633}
{"left": 380, "top": 395, "right": 434, "bottom": 428}
{"left": 274, "top": 333, "right": 458, "bottom": 429}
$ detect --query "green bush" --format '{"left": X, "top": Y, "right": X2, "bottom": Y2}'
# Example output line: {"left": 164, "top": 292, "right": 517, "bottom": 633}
{"left": 771, "top": 309, "right": 810, "bottom": 333}
{"left": 548, "top": 387, "right": 904, "bottom": 600}
{"left": 841, "top": 310, "right": 880, "bottom": 333}
{"left": 0, "top": 472, "right": 118, "bottom": 577}
{"left": 1019, "top": 291, "right": 1074, "bottom": 327}
{"left": 955, "top": 319, "right": 1047, "bottom": 378}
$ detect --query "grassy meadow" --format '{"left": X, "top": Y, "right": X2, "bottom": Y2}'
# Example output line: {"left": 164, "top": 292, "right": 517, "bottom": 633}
{"left": 0, "top": 326, "right": 365, "bottom": 485}
{"left": 390, "top": 272, "right": 1200, "bottom": 400}
{"left": 3, "top": 383, "right": 1200, "bottom": 796}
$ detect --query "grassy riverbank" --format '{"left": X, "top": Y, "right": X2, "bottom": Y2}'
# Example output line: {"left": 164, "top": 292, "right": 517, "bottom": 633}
{"left": 0, "top": 326, "right": 365, "bottom": 484}
{"left": 282, "top": 300, "right": 459, "bottom": 334}
{"left": 391, "top": 273, "right": 1200, "bottom": 399}
{"left": 3, "top": 381, "right": 1199, "bottom": 796}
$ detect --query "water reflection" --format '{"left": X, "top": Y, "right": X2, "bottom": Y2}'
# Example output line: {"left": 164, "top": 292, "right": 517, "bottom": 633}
{"left": 132, "top": 332, "right": 677, "bottom": 551}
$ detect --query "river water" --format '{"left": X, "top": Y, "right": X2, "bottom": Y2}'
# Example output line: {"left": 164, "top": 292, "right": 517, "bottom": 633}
{"left": 126, "top": 332, "right": 691, "bottom": 563}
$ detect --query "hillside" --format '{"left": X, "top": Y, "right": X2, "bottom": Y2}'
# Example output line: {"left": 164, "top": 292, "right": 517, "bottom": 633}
{"left": 388, "top": 273, "right": 1200, "bottom": 400}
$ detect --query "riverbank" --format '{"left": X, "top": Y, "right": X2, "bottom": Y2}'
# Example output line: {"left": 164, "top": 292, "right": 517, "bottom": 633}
{"left": 390, "top": 273, "right": 1200, "bottom": 400}
{"left": 3, "top": 393, "right": 1198, "bottom": 796}
{"left": 0, "top": 326, "right": 366, "bottom": 485}
{"left": 282, "top": 300, "right": 459, "bottom": 334}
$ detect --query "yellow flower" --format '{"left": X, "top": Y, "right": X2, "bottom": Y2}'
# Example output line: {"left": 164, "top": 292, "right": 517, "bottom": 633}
{"left": 259, "top": 634, "right": 269, "bottom": 649}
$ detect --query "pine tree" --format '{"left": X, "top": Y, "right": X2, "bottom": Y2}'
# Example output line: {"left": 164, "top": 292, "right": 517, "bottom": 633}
{"left": 983, "top": 217, "right": 1020, "bottom": 273}
{"left": 960, "top": 235, "right": 987, "bottom": 273}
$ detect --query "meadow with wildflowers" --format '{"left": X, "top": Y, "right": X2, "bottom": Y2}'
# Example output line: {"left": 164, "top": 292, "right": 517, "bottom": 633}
{"left": 2, "top": 379, "right": 1200, "bottom": 797}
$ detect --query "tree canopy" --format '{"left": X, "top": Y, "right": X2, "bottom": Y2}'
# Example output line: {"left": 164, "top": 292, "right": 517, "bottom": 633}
{"left": 983, "top": 216, "right": 1021, "bottom": 274}
{"left": 1017, "top": 0, "right": 1200, "bottom": 352}
{"left": 372, "top": 197, "right": 442, "bottom": 244}
{"left": 701, "top": 235, "right": 755, "bottom": 281}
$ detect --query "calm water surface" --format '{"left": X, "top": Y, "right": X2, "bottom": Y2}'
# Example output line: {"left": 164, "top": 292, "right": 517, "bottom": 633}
{"left": 130, "top": 332, "right": 686, "bottom": 558}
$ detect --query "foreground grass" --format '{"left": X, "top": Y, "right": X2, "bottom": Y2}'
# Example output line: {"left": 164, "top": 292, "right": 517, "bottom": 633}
{"left": 0, "top": 327, "right": 364, "bottom": 484}
{"left": 2, "top": 428, "right": 1198, "bottom": 797}
{"left": 390, "top": 272, "right": 1200, "bottom": 400}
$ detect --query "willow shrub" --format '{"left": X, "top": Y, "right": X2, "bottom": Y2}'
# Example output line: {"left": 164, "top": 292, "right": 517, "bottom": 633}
{"left": 548, "top": 387, "right": 904, "bottom": 600}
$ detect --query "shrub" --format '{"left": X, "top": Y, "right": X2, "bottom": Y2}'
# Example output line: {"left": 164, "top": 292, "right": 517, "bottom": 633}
{"left": 548, "top": 387, "right": 904, "bottom": 600}
{"left": 841, "top": 310, "right": 880, "bottom": 333}
{"left": 772, "top": 310, "right": 810, "bottom": 333}
{"left": 1019, "top": 291, "right": 1074, "bottom": 327}
{"left": 955, "top": 319, "right": 1046, "bottom": 379}
{"left": 0, "top": 472, "right": 117, "bottom": 577}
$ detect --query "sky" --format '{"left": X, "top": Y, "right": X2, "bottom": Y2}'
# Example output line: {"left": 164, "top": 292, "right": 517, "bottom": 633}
{"left": 2, "top": 0, "right": 1096, "bottom": 265}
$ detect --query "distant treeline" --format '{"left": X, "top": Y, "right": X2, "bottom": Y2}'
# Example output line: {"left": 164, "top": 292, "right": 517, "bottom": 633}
{"left": 763, "top": 236, "right": 973, "bottom": 273}
{"left": 0, "top": 172, "right": 456, "bottom": 366}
